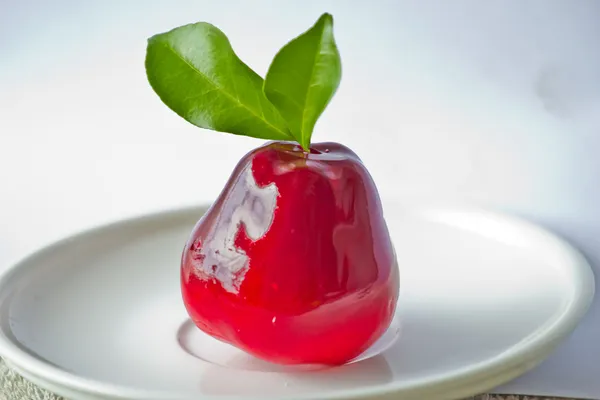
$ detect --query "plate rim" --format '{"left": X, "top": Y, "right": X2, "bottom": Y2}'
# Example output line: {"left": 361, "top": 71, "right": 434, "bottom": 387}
{"left": 0, "top": 203, "right": 595, "bottom": 400}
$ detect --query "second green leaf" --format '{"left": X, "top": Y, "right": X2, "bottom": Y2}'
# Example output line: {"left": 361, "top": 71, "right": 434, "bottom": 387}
{"left": 263, "top": 13, "right": 342, "bottom": 151}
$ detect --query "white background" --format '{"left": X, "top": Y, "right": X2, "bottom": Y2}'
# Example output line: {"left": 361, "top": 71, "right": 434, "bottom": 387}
{"left": 1, "top": 0, "right": 599, "bottom": 398}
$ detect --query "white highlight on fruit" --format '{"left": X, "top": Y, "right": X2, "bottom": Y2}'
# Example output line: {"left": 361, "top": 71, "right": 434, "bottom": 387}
{"left": 193, "top": 166, "right": 278, "bottom": 293}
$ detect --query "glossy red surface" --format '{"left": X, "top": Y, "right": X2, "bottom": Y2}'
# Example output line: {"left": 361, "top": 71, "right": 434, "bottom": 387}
{"left": 181, "top": 141, "right": 399, "bottom": 365}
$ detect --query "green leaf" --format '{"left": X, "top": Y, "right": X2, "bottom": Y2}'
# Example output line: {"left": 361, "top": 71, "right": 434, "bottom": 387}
{"left": 263, "top": 13, "right": 342, "bottom": 150}
{"left": 145, "top": 23, "right": 294, "bottom": 141}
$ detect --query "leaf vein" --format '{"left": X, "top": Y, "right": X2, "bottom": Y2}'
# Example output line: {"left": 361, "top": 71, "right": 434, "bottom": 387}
{"left": 159, "top": 40, "right": 291, "bottom": 138}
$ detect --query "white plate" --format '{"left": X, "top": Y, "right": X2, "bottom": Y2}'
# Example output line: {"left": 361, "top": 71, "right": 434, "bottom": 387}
{"left": 0, "top": 203, "right": 594, "bottom": 400}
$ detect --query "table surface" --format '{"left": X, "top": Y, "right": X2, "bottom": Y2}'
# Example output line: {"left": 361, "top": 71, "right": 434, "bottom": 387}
{"left": 2, "top": 1, "right": 600, "bottom": 399}
{"left": 0, "top": 359, "right": 583, "bottom": 400}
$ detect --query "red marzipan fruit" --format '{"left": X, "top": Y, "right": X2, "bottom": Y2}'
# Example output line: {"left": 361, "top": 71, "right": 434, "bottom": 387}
{"left": 181, "top": 141, "right": 399, "bottom": 365}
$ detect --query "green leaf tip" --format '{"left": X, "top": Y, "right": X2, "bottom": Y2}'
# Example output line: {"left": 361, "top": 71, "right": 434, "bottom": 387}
{"left": 319, "top": 12, "right": 334, "bottom": 24}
